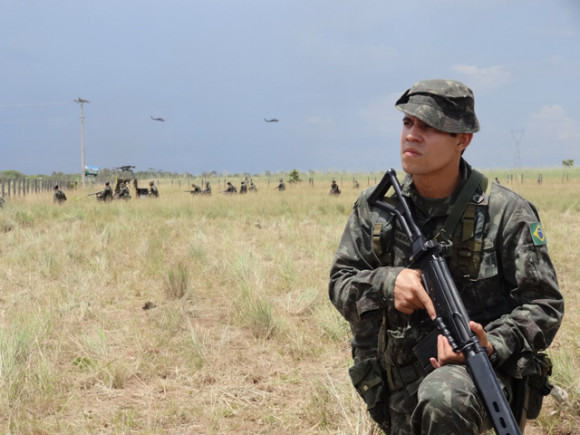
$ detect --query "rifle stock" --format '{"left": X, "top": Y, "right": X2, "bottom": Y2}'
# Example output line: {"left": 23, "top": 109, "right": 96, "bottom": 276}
{"left": 368, "top": 169, "right": 521, "bottom": 435}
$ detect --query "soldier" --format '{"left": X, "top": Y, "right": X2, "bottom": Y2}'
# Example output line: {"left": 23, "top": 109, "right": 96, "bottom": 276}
{"left": 116, "top": 182, "right": 131, "bottom": 200}
{"left": 276, "top": 178, "right": 286, "bottom": 191}
{"left": 189, "top": 183, "right": 202, "bottom": 195}
{"left": 329, "top": 179, "right": 341, "bottom": 196}
{"left": 249, "top": 179, "right": 258, "bottom": 192}
{"left": 223, "top": 181, "right": 237, "bottom": 194}
{"left": 240, "top": 179, "right": 248, "bottom": 194}
{"left": 96, "top": 181, "right": 113, "bottom": 202}
{"left": 203, "top": 181, "right": 212, "bottom": 195}
{"left": 329, "top": 79, "right": 564, "bottom": 433}
{"left": 148, "top": 181, "right": 159, "bottom": 198}
{"left": 53, "top": 185, "right": 67, "bottom": 204}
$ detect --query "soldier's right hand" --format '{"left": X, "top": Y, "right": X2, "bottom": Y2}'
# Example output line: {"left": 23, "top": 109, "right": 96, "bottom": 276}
{"left": 393, "top": 268, "right": 436, "bottom": 320}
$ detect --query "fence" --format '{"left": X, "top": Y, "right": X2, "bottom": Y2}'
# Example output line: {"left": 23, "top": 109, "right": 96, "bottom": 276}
{"left": 1, "top": 178, "right": 76, "bottom": 198}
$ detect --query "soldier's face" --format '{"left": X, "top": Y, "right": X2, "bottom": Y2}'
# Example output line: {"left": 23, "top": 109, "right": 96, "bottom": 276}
{"left": 400, "top": 115, "right": 471, "bottom": 177}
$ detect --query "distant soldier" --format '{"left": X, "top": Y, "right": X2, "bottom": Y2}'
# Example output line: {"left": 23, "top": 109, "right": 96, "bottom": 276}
{"left": 329, "top": 179, "right": 341, "bottom": 196}
{"left": 223, "top": 181, "right": 237, "bottom": 194}
{"left": 96, "top": 182, "right": 113, "bottom": 202}
{"left": 53, "top": 185, "right": 67, "bottom": 204}
{"left": 148, "top": 181, "right": 159, "bottom": 198}
{"left": 249, "top": 179, "right": 258, "bottom": 192}
{"left": 353, "top": 179, "right": 360, "bottom": 189}
{"left": 116, "top": 182, "right": 131, "bottom": 200}
{"left": 240, "top": 179, "right": 248, "bottom": 194}
{"left": 276, "top": 178, "right": 286, "bottom": 191}
{"left": 203, "top": 181, "right": 212, "bottom": 195}
{"left": 189, "top": 183, "right": 203, "bottom": 195}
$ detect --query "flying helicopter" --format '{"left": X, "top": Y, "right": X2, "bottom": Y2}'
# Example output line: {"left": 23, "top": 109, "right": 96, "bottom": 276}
{"left": 264, "top": 118, "right": 279, "bottom": 122}
{"left": 151, "top": 116, "right": 165, "bottom": 122}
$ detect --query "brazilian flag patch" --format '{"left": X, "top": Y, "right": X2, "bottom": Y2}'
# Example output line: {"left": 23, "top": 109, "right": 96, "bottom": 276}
{"left": 530, "top": 222, "right": 546, "bottom": 246}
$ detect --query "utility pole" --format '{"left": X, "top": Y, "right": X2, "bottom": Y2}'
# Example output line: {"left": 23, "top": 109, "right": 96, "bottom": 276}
{"left": 74, "top": 98, "right": 90, "bottom": 187}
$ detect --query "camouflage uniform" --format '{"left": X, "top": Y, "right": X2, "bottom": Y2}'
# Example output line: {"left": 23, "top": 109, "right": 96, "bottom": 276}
{"left": 329, "top": 180, "right": 341, "bottom": 196}
{"left": 117, "top": 183, "right": 131, "bottom": 200}
{"left": 329, "top": 80, "right": 564, "bottom": 434}
{"left": 53, "top": 186, "right": 67, "bottom": 204}
{"left": 149, "top": 182, "right": 159, "bottom": 198}
{"left": 99, "top": 183, "right": 113, "bottom": 202}
{"left": 224, "top": 182, "right": 237, "bottom": 194}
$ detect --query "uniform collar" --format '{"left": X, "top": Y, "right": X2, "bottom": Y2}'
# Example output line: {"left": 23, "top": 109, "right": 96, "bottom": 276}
{"left": 401, "top": 159, "right": 475, "bottom": 219}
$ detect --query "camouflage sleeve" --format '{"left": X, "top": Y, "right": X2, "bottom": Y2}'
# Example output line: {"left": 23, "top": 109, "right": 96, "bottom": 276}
{"left": 485, "top": 194, "right": 564, "bottom": 376}
{"left": 329, "top": 190, "right": 403, "bottom": 357}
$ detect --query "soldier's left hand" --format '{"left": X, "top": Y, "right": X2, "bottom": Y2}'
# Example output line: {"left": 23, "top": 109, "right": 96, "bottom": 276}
{"left": 429, "top": 321, "right": 493, "bottom": 369}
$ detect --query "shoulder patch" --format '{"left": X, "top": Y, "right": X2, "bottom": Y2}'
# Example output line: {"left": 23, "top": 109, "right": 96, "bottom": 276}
{"left": 530, "top": 222, "right": 547, "bottom": 246}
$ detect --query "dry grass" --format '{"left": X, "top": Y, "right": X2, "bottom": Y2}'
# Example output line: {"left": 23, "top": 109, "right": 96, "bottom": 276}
{"left": 0, "top": 172, "right": 578, "bottom": 434}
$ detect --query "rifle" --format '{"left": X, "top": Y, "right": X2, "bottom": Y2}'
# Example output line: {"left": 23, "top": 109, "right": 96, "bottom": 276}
{"left": 368, "top": 168, "right": 521, "bottom": 435}
{"left": 87, "top": 192, "right": 101, "bottom": 196}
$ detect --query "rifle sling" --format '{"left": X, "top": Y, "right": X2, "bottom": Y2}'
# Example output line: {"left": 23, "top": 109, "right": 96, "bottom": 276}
{"left": 437, "top": 169, "right": 484, "bottom": 243}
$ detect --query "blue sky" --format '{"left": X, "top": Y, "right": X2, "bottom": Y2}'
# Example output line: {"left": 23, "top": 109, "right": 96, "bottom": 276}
{"left": 2, "top": 0, "right": 579, "bottom": 176}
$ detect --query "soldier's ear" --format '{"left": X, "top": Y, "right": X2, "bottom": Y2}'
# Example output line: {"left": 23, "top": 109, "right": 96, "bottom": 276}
{"left": 457, "top": 133, "right": 472, "bottom": 153}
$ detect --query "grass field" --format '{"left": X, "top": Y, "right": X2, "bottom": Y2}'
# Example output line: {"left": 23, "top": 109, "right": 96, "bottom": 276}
{"left": 0, "top": 169, "right": 578, "bottom": 434}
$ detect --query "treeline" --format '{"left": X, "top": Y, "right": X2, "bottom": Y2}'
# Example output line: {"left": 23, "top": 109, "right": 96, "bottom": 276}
{"left": 0, "top": 167, "right": 322, "bottom": 182}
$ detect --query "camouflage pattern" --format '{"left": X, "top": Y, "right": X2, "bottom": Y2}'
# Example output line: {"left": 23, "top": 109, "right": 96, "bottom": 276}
{"left": 388, "top": 364, "right": 513, "bottom": 433}
{"left": 98, "top": 183, "right": 113, "bottom": 202}
{"left": 329, "top": 180, "right": 341, "bottom": 196}
{"left": 329, "top": 159, "right": 564, "bottom": 433}
{"left": 149, "top": 183, "right": 159, "bottom": 197}
{"left": 224, "top": 182, "right": 237, "bottom": 194}
{"left": 116, "top": 183, "right": 131, "bottom": 200}
{"left": 395, "top": 79, "right": 480, "bottom": 134}
{"left": 53, "top": 187, "right": 67, "bottom": 204}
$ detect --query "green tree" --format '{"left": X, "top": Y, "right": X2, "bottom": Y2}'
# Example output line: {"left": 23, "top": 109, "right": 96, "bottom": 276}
{"left": 562, "top": 159, "right": 574, "bottom": 167}
{"left": 0, "top": 170, "right": 26, "bottom": 179}
{"left": 288, "top": 169, "right": 302, "bottom": 183}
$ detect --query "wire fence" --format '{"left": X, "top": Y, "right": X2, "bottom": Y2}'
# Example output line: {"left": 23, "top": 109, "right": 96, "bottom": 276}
{"left": 1, "top": 178, "right": 76, "bottom": 198}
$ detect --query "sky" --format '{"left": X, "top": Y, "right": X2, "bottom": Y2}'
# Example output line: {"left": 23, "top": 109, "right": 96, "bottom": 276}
{"left": 1, "top": 0, "right": 580, "bottom": 176}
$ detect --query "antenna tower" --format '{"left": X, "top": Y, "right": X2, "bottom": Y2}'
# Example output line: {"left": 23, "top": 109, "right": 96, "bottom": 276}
{"left": 510, "top": 129, "right": 524, "bottom": 169}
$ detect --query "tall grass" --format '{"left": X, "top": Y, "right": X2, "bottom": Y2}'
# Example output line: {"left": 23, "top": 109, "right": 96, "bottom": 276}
{"left": 0, "top": 172, "right": 578, "bottom": 433}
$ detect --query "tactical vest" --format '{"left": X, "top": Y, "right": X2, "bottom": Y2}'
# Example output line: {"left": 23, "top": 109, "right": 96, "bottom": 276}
{"left": 371, "top": 170, "right": 491, "bottom": 282}
{"left": 370, "top": 171, "right": 492, "bottom": 393}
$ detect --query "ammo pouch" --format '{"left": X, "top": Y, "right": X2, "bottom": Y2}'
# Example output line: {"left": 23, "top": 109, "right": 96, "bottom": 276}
{"left": 348, "top": 357, "right": 390, "bottom": 432}
{"left": 524, "top": 353, "right": 553, "bottom": 419}
{"left": 512, "top": 352, "right": 553, "bottom": 423}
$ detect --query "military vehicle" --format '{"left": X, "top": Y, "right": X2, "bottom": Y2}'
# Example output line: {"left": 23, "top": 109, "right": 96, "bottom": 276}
{"left": 114, "top": 165, "right": 149, "bottom": 199}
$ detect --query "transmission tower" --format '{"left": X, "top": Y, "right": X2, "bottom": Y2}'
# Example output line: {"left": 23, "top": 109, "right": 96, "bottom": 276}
{"left": 511, "top": 129, "right": 524, "bottom": 169}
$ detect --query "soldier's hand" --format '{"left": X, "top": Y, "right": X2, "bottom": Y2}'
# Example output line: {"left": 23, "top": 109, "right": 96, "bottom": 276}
{"left": 393, "top": 268, "right": 436, "bottom": 320}
{"left": 430, "top": 321, "right": 493, "bottom": 369}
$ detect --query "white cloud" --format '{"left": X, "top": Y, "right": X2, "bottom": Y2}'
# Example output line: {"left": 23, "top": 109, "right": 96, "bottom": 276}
{"left": 529, "top": 105, "right": 580, "bottom": 143}
{"left": 451, "top": 65, "right": 513, "bottom": 94}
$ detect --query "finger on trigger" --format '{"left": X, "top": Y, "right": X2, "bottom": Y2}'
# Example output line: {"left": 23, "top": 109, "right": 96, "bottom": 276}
{"left": 420, "top": 289, "right": 436, "bottom": 320}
